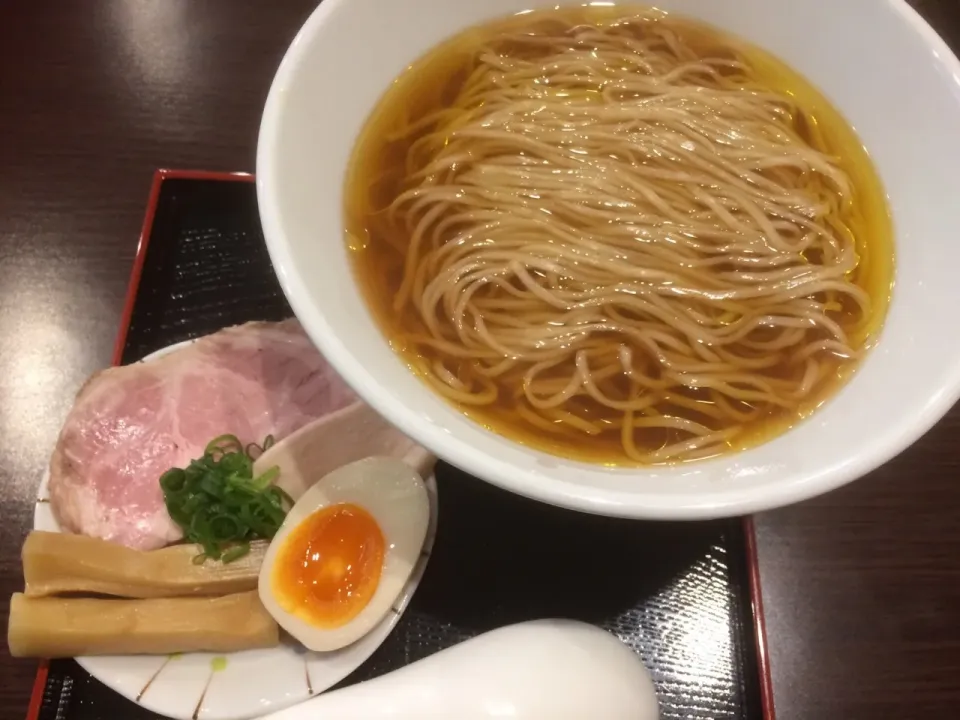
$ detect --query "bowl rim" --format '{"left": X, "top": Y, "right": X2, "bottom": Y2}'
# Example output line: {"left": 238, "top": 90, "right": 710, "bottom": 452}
{"left": 256, "top": 0, "right": 960, "bottom": 519}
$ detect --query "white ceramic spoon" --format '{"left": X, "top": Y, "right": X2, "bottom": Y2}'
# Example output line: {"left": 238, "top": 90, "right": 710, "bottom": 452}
{"left": 256, "top": 619, "right": 661, "bottom": 720}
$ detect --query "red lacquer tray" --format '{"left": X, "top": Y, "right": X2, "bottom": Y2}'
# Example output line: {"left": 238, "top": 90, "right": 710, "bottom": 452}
{"left": 28, "top": 169, "right": 776, "bottom": 720}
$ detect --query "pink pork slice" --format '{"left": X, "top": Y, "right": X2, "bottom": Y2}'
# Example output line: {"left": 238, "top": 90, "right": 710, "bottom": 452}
{"left": 48, "top": 319, "right": 357, "bottom": 550}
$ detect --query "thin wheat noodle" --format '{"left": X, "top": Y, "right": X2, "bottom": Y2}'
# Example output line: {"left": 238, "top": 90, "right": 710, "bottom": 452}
{"left": 357, "top": 10, "right": 880, "bottom": 463}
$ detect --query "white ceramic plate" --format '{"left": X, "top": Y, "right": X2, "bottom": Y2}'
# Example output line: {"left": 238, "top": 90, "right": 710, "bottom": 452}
{"left": 34, "top": 339, "right": 439, "bottom": 720}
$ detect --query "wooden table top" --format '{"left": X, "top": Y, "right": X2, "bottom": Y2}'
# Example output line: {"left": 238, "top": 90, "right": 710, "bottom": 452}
{"left": 2, "top": 1, "right": 959, "bottom": 718}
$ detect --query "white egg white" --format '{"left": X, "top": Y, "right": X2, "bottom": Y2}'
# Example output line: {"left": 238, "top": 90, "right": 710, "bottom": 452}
{"left": 258, "top": 456, "right": 430, "bottom": 651}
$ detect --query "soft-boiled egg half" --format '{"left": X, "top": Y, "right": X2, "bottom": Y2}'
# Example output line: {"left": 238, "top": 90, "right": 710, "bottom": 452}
{"left": 258, "top": 456, "right": 430, "bottom": 651}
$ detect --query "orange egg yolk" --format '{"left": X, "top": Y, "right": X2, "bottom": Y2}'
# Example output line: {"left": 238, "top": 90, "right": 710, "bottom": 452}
{"left": 271, "top": 503, "right": 385, "bottom": 628}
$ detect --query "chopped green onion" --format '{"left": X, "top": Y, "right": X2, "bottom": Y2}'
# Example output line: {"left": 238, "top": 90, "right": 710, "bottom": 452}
{"left": 220, "top": 544, "right": 251, "bottom": 564}
{"left": 245, "top": 434, "right": 275, "bottom": 459}
{"left": 159, "top": 434, "right": 289, "bottom": 563}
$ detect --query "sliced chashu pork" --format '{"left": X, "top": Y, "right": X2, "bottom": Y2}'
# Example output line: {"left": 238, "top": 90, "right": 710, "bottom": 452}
{"left": 49, "top": 319, "right": 422, "bottom": 550}
{"left": 255, "top": 401, "right": 437, "bottom": 501}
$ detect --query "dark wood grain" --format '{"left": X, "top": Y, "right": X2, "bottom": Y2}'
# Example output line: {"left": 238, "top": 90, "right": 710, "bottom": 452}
{"left": 1, "top": 1, "right": 959, "bottom": 719}
{"left": 0, "top": 0, "right": 319, "bottom": 712}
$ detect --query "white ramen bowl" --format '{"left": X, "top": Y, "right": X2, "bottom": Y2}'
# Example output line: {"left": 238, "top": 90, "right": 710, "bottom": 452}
{"left": 257, "top": 0, "right": 960, "bottom": 519}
